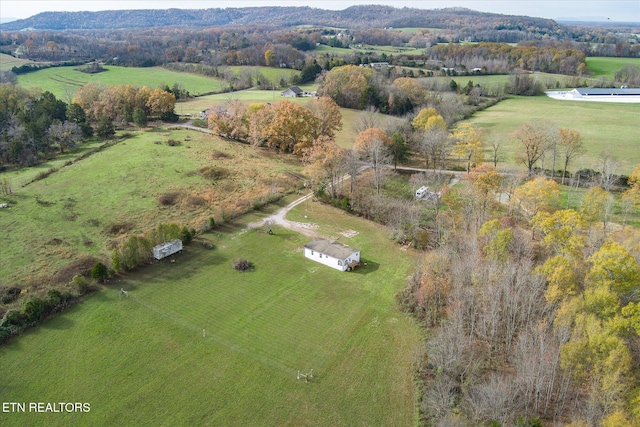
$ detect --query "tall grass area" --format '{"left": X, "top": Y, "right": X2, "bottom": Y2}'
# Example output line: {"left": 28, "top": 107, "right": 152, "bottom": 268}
{"left": 16, "top": 65, "right": 227, "bottom": 100}
{"left": 0, "top": 128, "right": 303, "bottom": 285}
{"left": 467, "top": 95, "right": 640, "bottom": 174}
{"left": 0, "top": 201, "right": 421, "bottom": 426}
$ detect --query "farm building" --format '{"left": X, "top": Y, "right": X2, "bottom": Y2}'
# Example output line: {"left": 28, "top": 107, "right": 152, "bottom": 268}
{"left": 153, "top": 239, "right": 183, "bottom": 260}
{"left": 281, "top": 86, "right": 303, "bottom": 97}
{"left": 546, "top": 88, "right": 640, "bottom": 103}
{"left": 304, "top": 239, "right": 360, "bottom": 272}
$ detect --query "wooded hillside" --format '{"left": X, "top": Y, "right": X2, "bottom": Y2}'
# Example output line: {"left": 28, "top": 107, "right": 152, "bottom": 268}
{"left": 1, "top": 5, "right": 560, "bottom": 37}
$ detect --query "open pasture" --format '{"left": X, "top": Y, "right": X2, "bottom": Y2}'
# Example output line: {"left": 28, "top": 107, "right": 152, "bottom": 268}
{"left": 351, "top": 44, "right": 427, "bottom": 56}
{"left": 420, "top": 72, "right": 579, "bottom": 91}
{"left": 467, "top": 95, "right": 640, "bottom": 174}
{"left": 226, "top": 65, "right": 300, "bottom": 82}
{"left": 15, "top": 65, "right": 226, "bottom": 100}
{"left": 0, "top": 53, "right": 49, "bottom": 71}
{"left": 586, "top": 56, "right": 640, "bottom": 79}
{"left": 0, "top": 196, "right": 420, "bottom": 426}
{"left": 0, "top": 128, "right": 302, "bottom": 285}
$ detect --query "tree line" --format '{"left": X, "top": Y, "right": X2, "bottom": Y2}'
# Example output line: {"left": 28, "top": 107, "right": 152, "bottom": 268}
{"left": 0, "top": 82, "right": 177, "bottom": 168}
{"left": 395, "top": 164, "right": 640, "bottom": 425}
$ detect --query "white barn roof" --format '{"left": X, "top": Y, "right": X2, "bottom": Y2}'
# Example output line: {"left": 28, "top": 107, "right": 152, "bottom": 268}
{"left": 304, "top": 239, "right": 358, "bottom": 260}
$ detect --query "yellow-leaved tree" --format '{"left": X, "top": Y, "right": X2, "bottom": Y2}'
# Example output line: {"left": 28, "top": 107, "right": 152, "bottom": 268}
{"left": 513, "top": 177, "right": 560, "bottom": 224}
{"left": 451, "top": 122, "right": 483, "bottom": 173}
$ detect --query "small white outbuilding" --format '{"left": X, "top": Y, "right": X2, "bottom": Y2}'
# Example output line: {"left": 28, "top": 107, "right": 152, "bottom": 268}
{"left": 153, "top": 239, "right": 183, "bottom": 260}
{"left": 304, "top": 239, "right": 360, "bottom": 272}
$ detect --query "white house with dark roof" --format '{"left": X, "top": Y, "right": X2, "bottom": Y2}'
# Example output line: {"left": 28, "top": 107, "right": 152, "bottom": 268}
{"left": 303, "top": 239, "right": 360, "bottom": 272}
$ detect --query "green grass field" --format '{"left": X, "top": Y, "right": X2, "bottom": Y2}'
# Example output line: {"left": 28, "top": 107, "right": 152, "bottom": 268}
{"left": 0, "top": 188, "right": 421, "bottom": 426}
{"left": 0, "top": 128, "right": 303, "bottom": 284}
{"left": 226, "top": 65, "right": 300, "bottom": 83}
{"left": 420, "top": 72, "right": 580, "bottom": 91}
{"left": 467, "top": 95, "right": 640, "bottom": 174}
{"left": 0, "top": 53, "right": 50, "bottom": 71}
{"left": 585, "top": 56, "right": 640, "bottom": 79}
{"left": 15, "top": 65, "right": 227, "bottom": 100}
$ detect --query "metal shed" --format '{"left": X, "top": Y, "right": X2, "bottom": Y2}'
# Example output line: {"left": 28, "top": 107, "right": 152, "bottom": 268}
{"left": 153, "top": 239, "right": 183, "bottom": 260}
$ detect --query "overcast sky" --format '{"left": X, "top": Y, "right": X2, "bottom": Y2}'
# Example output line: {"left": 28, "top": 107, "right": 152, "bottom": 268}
{"left": 1, "top": 0, "right": 639, "bottom": 22}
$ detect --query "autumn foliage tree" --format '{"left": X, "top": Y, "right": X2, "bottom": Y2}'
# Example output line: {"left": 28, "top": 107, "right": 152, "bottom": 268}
{"left": 302, "top": 136, "right": 346, "bottom": 198}
{"left": 207, "top": 99, "right": 249, "bottom": 140}
{"left": 354, "top": 127, "right": 392, "bottom": 195}
{"left": 513, "top": 177, "right": 560, "bottom": 222}
{"left": 467, "top": 164, "right": 503, "bottom": 222}
{"left": 452, "top": 122, "right": 483, "bottom": 173}
{"left": 250, "top": 100, "right": 320, "bottom": 154}
{"left": 306, "top": 96, "right": 342, "bottom": 139}
{"left": 413, "top": 111, "right": 449, "bottom": 170}
{"left": 317, "top": 65, "right": 373, "bottom": 109}
{"left": 621, "top": 163, "right": 640, "bottom": 226}
{"left": 513, "top": 121, "right": 556, "bottom": 176}
{"left": 558, "top": 128, "right": 586, "bottom": 184}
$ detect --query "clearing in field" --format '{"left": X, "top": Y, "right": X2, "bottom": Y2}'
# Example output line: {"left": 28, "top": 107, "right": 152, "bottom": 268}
{"left": 0, "top": 192, "right": 421, "bottom": 426}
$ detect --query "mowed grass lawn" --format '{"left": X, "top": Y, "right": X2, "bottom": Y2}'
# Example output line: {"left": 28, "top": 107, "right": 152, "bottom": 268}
{"left": 16, "top": 65, "right": 226, "bottom": 99}
{"left": 0, "top": 199, "right": 421, "bottom": 426}
{"left": 467, "top": 95, "right": 640, "bottom": 174}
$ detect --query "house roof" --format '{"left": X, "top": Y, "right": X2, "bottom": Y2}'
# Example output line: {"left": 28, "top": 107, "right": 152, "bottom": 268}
{"left": 304, "top": 239, "right": 359, "bottom": 260}
{"left": 574, "top": 88, "right": 640, "bottom": 96}
{"left": 286, "top": 86, "right": 303, "bottom": 94}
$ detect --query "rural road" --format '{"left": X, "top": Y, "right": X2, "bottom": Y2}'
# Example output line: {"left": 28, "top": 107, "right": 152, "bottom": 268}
{"left": 246, "top": 192, "right": 321, "bottom": 238}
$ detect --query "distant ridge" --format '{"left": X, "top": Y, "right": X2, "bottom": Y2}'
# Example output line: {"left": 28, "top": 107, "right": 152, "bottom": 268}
{"left": 0, "top": 5, "right": 560, "bottom": 32}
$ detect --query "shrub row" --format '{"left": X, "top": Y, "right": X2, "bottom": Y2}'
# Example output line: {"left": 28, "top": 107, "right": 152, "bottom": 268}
{"left": 0, "top": 288, "right": 81, "bottom": 345}
{"left": 111, "top": 223, "right": 195, "bottom": 273}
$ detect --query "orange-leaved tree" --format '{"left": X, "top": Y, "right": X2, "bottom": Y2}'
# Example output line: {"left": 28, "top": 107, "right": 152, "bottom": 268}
{"left": 513, "top": 121, "right": 555, "bottom": 176}
{"left": 307, "top": 96, "right": 342, "bottom": 139}
{"left": 354, "top": 128, "right": 392, "bottom": 195}
{"left": 558, "top": 128, "right": 586, "bottom": 184}
{"left": 249, "top": 100, "right": 319, "bottom": 155}
{"left": 302, "top": 136, "right": 346, "bottom": 199}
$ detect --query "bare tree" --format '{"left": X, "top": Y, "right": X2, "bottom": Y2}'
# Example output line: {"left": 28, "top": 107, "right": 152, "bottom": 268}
{"left": 558, "top": 128, "right": 586, "bottom": 185}
{"left": 352, "top": 105, "right": 380, "bottom": 134}
{"left": 595, "top": 150, "right": 621, "bottom": 191}
{"left": 462, "top": 374, "right": 523, "bottom": 425}
{"left": 342, "top": 149, "right": 362, "bottom": 196}
{"left": 487, "top": 137, "right": 505, "bottom": 168}
{"left": 359, "top": 137, "right": 391, "bottom": 195}
{"left": 414, "top": 126, "right": 450, "bottom": 170}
